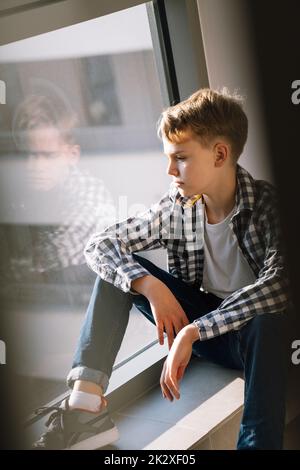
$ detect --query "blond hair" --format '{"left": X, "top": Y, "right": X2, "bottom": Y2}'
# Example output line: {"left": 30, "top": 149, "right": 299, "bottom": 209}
{"left": 157, "top": 88, "right": 248, "bottom": 161}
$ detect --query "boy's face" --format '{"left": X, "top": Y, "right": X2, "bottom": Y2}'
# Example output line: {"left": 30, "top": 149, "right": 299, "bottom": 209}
{"left": 24, "top": 126, "right": 79, "bottom": 192}
{"left": 163, "top": 131, "right": 223, "bottom": 198}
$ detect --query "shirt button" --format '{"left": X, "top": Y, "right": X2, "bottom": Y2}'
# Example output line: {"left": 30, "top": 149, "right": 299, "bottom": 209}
{"left": 207, "top": 321, "right": 213, "bottom": 327}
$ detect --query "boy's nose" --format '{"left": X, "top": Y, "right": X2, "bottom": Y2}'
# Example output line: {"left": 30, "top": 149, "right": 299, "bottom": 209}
{"left": 27, "top": 154, "right": 47, "bottom": 171}
{"left": 166, "top": 162, "right": 179, "bottom": 177}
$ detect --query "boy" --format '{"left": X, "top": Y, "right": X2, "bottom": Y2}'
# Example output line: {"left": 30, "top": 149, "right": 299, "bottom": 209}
{"left": 33, "top": 88, "right": 291, "bottom": 450}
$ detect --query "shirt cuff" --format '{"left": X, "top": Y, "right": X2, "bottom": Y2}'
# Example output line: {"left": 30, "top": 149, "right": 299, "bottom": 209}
{"left": 193, "top": 314, "right": 216, "bottom": 341}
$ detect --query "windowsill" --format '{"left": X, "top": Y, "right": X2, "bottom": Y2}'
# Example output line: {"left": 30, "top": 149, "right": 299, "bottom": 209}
{"left": 104, "top": 358, "right": 245, "bottom": 450}
{"left": 103, "top": 360, "right": 300, "bottom": 450}
{"left": 105, "top": 359, "right": 300, "bottom": 450}
{"left": 24, "top": 345, "right": 300, "bottom": 450}
{"left": 25, "top": 352, "right": 245, "bottom": 450}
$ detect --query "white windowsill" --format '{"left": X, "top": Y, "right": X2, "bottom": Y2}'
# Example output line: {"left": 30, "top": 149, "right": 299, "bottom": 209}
{"left": 105, "top": 360, "right": 300, "bottom": 450}
{"left": 105, "top": 358, "right": 245, "bottom": 450}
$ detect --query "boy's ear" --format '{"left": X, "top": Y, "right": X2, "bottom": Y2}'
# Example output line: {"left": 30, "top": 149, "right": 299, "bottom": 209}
{"left": 214, "top": 142, "right": 229, "bottom": 167}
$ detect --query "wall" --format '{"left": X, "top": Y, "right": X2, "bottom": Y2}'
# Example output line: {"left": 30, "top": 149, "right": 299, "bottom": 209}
{"left": 197, "top": 0, "right": 273, "bottom": 181}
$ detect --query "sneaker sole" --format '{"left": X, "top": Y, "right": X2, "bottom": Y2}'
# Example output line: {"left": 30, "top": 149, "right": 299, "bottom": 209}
{"left": 67, "top": 425, "right": 119, "bottom": 450}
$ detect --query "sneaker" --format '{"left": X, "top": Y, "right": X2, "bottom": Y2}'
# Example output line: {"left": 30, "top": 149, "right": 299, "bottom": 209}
{"left": 32, "top": 398, "right": 119, "bottom": 450}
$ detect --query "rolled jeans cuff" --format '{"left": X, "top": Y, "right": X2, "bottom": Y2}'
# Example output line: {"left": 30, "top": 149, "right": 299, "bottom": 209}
{"left": 66, "top": 366, "right": 109, "bottom": 393}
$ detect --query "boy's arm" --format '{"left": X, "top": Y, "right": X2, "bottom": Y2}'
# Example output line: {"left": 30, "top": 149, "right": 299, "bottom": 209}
{"left": 84, "top": 193, "right": 170, "bottom": 293}
{"left": 84, "top": 191, "right": 190, "bottom": 348}
{"left": 193, "top": 196, "right": 290, "bottom": 341}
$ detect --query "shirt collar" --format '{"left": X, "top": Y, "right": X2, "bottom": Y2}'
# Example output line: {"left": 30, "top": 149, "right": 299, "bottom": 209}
{"left": 235, "top": 164, "right": 256, "bottom": 212}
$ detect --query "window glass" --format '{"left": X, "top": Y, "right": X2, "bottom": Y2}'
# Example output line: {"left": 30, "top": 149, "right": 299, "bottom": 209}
{"left": 0, "top": 3, "right": 169, "bottom": 414}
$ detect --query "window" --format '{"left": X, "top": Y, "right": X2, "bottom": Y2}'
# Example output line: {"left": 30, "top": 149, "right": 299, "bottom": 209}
{"left": 0, "top": 3, "right": 170, "bottom": 415}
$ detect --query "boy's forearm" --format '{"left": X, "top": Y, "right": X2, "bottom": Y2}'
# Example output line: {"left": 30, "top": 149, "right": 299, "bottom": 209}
{"left": 131, "top": 274, "right": 163, "bottom": 298}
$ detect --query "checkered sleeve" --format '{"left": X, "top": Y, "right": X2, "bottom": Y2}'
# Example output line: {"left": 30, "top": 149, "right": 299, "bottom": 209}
{"left": 84, "top": 192, "right": 170, "bottom": 293}
{"left": 194, "top": 194, "right": 290, "bottom": 340}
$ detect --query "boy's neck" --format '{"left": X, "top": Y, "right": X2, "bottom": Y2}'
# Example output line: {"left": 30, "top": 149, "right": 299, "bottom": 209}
{"left": 203, "top": 166, "right": 237, "bottom": 224}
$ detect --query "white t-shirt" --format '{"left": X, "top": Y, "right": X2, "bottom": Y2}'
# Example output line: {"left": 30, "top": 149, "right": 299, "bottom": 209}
{"left": 202, "top": 205, "right": 256, "bottom": 299}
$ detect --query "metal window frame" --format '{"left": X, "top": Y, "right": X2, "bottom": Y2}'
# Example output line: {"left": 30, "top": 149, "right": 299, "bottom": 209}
{"left": 147, "top": 0, "right": 209, "bottom": 106}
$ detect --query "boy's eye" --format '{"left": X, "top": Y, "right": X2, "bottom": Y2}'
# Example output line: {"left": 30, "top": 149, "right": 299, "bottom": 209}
{"left": 176, "top": 156, "right": 186, "bottom": 161}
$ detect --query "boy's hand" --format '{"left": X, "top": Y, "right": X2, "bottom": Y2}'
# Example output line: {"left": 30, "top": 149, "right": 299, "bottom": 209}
{"left": 160, "top": 324, "right": 199, "bottom": 400}
{"left": 147, "top": 282, "right": 190, "bottom": 349}
{"left": 132, "top": 275, "right": 189, "bottom": 349}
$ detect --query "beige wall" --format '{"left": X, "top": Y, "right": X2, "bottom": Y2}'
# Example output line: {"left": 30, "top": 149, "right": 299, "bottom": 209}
{"left": 197, "top": 0, "right": 273, "bottom": 181}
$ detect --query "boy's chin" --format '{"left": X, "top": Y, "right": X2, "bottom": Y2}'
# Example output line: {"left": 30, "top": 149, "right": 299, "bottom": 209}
{"left": 178, "top": 187, "right": 193, "bottom": 198}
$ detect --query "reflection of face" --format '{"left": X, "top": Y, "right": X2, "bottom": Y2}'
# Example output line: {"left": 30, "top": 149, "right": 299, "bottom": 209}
{"left": 25, "top": 127, "right": 77, "bottom": 191}
{"left": 163, "top": 132, "right": 218, "bottom": 198}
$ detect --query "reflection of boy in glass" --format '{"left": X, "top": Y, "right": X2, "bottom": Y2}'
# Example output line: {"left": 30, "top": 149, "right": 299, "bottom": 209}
{"left": 11, "top": 94, "right": 114, "bottom": 273}
{"left": 15, "top": 95, "right": 80, "bottom": 193}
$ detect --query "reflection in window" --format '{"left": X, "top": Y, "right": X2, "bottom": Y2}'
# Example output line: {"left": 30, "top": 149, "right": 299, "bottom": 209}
{"left": 0, "top": 3, "right": 167, "bottom": 414}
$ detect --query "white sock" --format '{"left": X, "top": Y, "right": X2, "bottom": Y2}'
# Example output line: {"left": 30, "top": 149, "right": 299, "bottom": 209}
{"left": 69, "top": 390, "right": 102, "bottom": 412}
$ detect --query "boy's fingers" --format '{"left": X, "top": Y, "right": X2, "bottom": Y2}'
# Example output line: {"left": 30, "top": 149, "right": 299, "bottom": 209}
{"left": 100, "top": 396, "right": 108, "bottom": 411}
{"left": 157, "top": 321, "right": 164, "bottom": 345}
{"left": 160, "top": 362, "right": 173, "bottom": 401}
{"left": 161, "top": 382, "right": 173, "bottom": 401}
{"left": 173, "top": 319, "right": 183, "bottom": 335}
{"left": 166, "top": 375, "right": 180, "bottom": 399}
{"left": 165, "top": 323, "right": 174, "bottom": 349}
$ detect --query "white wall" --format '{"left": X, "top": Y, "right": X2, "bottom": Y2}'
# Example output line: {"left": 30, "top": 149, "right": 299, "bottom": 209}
{"left": 197, "top": 0, "right": 273, "bottom": 182}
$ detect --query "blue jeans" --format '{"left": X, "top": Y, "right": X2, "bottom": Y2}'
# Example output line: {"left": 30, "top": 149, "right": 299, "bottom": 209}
{"left": 68, "top": 255, "right": 292, "bottom": 449}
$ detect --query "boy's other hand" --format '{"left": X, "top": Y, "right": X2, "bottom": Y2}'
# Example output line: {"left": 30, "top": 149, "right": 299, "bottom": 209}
{"left": 160, "top": 323, "right": 199, "bottom": 401}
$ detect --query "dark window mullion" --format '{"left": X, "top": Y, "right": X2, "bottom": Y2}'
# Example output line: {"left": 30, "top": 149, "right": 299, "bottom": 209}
{"left": 147, "top": 0, "right": 180, "bottom": 106}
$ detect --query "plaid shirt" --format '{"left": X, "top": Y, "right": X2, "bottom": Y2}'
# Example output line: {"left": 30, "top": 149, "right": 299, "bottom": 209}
{"left": 84, "top": 165, "right": 290, "bottom": 340}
